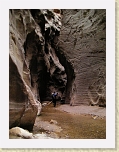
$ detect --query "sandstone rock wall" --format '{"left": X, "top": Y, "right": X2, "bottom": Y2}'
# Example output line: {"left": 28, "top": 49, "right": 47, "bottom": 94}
{"left": 57, "top": 9, "right": 106, "bottom": 106}
{"left": 9, "top": 9, "right": 66, "bottom": 130}
{"left": 9, "top": 9, "right": 41, "bottom": 130}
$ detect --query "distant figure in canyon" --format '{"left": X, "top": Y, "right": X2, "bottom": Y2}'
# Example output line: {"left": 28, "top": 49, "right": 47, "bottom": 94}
{"left": 51, "top": 92, "right": 58, "bottom": 107}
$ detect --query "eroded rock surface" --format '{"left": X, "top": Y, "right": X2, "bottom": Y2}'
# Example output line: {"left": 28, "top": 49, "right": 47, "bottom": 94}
{"left": 9, "top": 9, "right": 66, "bottom": 130}
{"left": 9, "top": 127, "right": 53, "bottom": 139}
{"left": 57, "top": 9, "right": 106, "bottom": 106}
{"left": 9, "top": 10, "right": 40, "bottom": 131}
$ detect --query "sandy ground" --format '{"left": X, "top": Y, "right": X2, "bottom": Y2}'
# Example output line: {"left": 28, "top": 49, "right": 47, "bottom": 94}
{"left": 10, "top": 103, "right": 106, "bottom": 139}
{"left": 33, "top": 103, "right": 106, "bottom": 139}
{"left": 56, "top": 104, "right": 106, "bottom": 117}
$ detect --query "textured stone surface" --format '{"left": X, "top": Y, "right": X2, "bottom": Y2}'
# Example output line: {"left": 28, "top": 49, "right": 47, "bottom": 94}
{"left": 9, "top": 127, "right": 53, "bottom": 139}
{"left": 57, "top": 9, "right": 106, "bottom": 106}
{"left": 9, "top": 9, "right": 65, "bottom": 130}
{"left": 9, "top": 10, "right": 42, "bottom": 130}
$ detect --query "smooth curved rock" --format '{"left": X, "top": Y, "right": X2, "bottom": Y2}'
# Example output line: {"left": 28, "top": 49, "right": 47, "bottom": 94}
{"left": 9, "top": 10, "right": 41, "bottom": 131}
{"left": 9, "top": 127, "right": 53, "bottom": 139}
{"left": 9, "top": 9, "right": 65, "bottom": 131}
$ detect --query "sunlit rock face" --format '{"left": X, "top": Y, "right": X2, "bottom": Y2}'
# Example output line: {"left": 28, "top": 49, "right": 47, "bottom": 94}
{"left": 9, "top": 9, "right": 106, "bottom": 131}
{"left": 57, "top": 9, "right": 106, "bottom": 106}
{"left": 9, "top": 9, "right": 66, "bottom": 131}
{"left": 9, "top": 10, "right": 42, "bottom": 131}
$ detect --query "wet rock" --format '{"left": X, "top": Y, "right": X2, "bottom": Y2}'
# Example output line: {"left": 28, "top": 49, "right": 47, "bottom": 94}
{"left": 33, "top": 133, "right": 53, "bottom": 139}
{"left": 9, "top": 127, "right": 33, "bottom": 139}
{"left": 9, "top": 127, "right": 53, "bottom": 139}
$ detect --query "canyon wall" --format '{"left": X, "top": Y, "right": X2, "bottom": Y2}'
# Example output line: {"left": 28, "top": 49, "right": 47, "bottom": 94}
{"left": 9, "top": 9, "right": 106, "bottom": 130}
{"left": 9, "top": 10, "right": 41, "bottom": 131}
{"left": 57, "top": 9, "right": 106, "bottom": 106}
{"left": 9, "top": 9, "right": 66, "bottom": 130}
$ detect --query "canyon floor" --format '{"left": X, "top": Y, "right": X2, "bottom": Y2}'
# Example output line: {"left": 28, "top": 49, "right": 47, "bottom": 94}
{"left": 33, "top": 102, "right": 106, "bottom": 139}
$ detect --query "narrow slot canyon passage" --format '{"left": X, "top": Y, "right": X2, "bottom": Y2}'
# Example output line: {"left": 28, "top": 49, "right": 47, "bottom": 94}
{"left": 23, "top": 9, "right": 75, "bottom": 104}
{"left": 24, "top": 29, "right": 75, "bottom": 104}
{"left": 9, "top": 9, "right": 106, "bottom": 140}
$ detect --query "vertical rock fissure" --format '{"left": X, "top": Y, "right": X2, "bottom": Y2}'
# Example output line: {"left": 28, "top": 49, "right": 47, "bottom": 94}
{"left": 23, "top": 31, "right": 48, "bottom": 102}
{"left": 23, "top": 9, "right": 76, "bottom": 104}
{"left": 53, "top": 45, "right": 75, "bottom": 104}
{"left": 23, "top": 9, "right": 69, "bottom": 102}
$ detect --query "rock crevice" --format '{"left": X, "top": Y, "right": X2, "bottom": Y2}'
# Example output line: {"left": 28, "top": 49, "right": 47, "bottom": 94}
{"left": 9, "top": 9, "right": 68, "bottom": 130}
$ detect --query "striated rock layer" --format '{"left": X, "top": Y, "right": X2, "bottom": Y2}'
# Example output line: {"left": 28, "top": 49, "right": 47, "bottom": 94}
{"left": 9, "top": 9, "right": 106, "bottom": 131}
{"left": 9, "top": 10, "right": 41, "bottom": 131}
{"left": 57, "top": 9, "right": 106, "bottom": 106}
{"left": 9, "top": 9, "right": 66, "bottom": 130}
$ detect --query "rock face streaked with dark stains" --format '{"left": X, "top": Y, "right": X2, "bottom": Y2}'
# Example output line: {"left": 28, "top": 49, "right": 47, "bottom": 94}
{"left": 9, "top": 9, "right": 106, "bottom": 131}
{"left": 57, "top": 9, "right": 106, "bottom": 106}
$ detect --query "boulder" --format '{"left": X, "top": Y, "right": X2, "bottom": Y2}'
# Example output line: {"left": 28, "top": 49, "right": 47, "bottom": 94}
{"left": 9, "top": 127, "right": 53, "bottom": 139}
{"left": 9, "top": 127, "right": 33, "bottom": 139}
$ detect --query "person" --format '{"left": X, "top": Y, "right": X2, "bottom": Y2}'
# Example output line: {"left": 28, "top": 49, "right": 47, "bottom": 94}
{"left": 51, "top": 92, "right": 58, "bottom": 107}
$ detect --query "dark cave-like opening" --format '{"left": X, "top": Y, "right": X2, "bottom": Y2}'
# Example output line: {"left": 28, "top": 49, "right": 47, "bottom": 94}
{"left": 24, "top": 31, "right": 48, "bottom": 101}
{"left": 54, "top": 47, "right": 75, "bottom": 104}
{"left": 23, "top": 9, "right": 75, "bottom": 104}
{"left": 24, "top": 29, "right": 75, "bottom": 104}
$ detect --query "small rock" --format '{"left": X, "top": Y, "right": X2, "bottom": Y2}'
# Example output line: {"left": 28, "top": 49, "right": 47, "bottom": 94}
{"left": 92, "top": 115, "right": 98, "bottom": 119}
{"left": 50, "top": 119, "right": 57, "bottom": 124}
